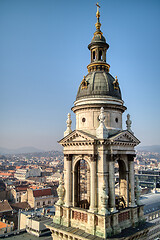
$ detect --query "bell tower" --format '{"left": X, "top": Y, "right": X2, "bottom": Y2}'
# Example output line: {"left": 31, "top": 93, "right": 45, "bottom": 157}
{"left": 47, "top": 4, "right": 147, "bottom": 240}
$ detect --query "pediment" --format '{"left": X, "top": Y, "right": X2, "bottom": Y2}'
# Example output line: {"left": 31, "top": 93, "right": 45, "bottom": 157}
{"left": 58, "top": 130, "right": 96, "bottom": 145}
{"left": 109, "top": 130, "right": 140, "bottom": 146}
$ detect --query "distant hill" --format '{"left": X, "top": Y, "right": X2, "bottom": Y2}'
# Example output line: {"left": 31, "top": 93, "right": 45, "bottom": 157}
{"left": 137, "top": 145, "right": 160, "bottom": 153}
{"left": 0, "top": 147, "right": 44, "bottom": 155}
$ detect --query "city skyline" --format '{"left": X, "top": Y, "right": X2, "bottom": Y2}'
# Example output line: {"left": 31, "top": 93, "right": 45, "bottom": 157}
{"left": 0, "top": 0, "right": 160, "bottom": 151}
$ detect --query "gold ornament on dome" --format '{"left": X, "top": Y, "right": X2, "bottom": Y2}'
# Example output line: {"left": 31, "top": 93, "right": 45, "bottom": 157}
{"left": 113, "top": 76, "right": 119, "bottom": 90}
{"left": 81, "top": 76, "right": 88, "bottom": 89}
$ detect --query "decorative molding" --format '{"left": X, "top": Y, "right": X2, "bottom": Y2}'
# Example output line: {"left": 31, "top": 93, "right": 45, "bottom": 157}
{"left": 64, "top": 154, "right": 72, "bottom": 161}
{"left": 90, "top": 154, "right": 98, "bottom": 162}
{"left": 107, "top": 154, "right": 119, "bottom": 162}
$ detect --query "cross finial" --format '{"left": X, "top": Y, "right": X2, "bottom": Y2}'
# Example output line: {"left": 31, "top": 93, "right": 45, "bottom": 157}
{"left": 96, "top": 2, "right": 100, "bottom": 12}
{"left": 95, "top": 2, "right": 101, "bottom": 31}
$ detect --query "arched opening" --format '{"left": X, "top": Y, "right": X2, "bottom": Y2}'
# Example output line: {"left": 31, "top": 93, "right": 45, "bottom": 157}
{"left": 115, "top": 160, "right": 128, "bottom": 210}
{"left": 74, "top": 159, "right": 90, "bottom": 209}
{"left": 93, "top": 51, "right": 96, "bottom": 61}
{"left": 98, "top": 50, "right": 102, "bottom": 60}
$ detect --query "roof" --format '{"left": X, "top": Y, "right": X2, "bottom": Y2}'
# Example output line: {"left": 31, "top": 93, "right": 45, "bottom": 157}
{"left": 0, "top": 200, "right": 13, "bottom": 213}
{"left": 1, "top": 232, "right": 49, "bottom": 240}
{"left": 47, "top": 222, "right": 103, "bottom": 240}
{"left": 16, "top": 186, "right": 28, "bottom": 191}
{"left": 0, "top": 221, "right": 7, "bottom": 229}
{"left": 11, "top": 202, "right": 31, "bottom": 211}
{"left": 33, "top": 188, "right": 52, "bottom": 198}
{"left": 76, "top": 71, "right": 122, "bottom": 101}
{"left": 141, "top": 192, "right": 160, "bottom": 214}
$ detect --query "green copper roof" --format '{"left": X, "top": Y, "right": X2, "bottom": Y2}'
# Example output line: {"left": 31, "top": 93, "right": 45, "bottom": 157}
{"left": 76, "top": 71, "right": 122, "bottom": 101}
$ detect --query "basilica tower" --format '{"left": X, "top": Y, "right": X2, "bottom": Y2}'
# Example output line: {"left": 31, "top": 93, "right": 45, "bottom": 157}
{"left": 47, "top": 4, "right": 147, "bottom": 240}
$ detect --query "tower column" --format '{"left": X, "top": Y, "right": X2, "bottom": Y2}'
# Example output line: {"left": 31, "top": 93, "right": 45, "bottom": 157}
{"left": 65, "top": 155, "right": 72, "bottom": 207}
{"left": 128, "top": 155, "right": 136, "bottom": 207}
{"left": 89, "top": 156, "right": 96, "bottom": 212}
{"left": 108, "top": 157, "right": 116, "bottom": 212}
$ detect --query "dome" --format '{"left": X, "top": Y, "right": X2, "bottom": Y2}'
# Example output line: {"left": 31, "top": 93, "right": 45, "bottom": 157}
{"left": 76, "top": 71, "right": 122, "bottom": 101}
{"left": 91, "top": 32, "right": 106, "bottom": 43}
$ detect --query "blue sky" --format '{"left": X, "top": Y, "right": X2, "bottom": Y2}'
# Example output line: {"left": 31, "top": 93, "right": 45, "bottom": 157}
{"left": 0, "top": 0, "right": 160, "bottom": 151}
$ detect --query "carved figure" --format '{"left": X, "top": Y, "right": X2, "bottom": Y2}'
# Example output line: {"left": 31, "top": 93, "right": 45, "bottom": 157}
{"left": 99, "top": 181, "right": 109, "bottom": 215}
{"left": 113, "top": 76, "right": 119, "bottom": 90}
{"left": 126, "top": 114, "right": 133, "bottom": 134}
{"left": 57, "top": 175, "right": 65, "bottom": 205}
{"left": 64, "top": 113, "right": 72, "bottom": 137}
{"left": 135, "top": 176, "right": 141, "bottom": 205}
{"left": 81, "top": 76, "right": 88, "bottom": 89}
{"left": 96, "top": 107, "right": 108, "bottom": 139}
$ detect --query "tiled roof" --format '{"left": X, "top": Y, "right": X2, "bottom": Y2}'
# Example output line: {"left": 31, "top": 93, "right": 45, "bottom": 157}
{"left": 33, "top": 188, "right": 52, "bottom": 198}
{"left": 16, "top": 186, "right": 28, "bottom": 191}
{"left": 0, "top": 221, "right": 7, "bottom": 229}
{"left": 0, "top": 200, "right": 13, "bottom": 213}
{"left": 11, "top": 202, "right": 31, "bottom": 210}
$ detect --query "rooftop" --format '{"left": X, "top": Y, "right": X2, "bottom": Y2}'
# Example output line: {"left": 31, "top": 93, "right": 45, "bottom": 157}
{"left": 1, "top": 232, "right": 52, "bottom": 240}
{"left": 141, "top": 192, "right": 160, "bottom": 214}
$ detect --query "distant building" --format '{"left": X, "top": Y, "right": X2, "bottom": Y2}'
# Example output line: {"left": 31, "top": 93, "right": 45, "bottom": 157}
{"left": 14, "top": 167, "right": 42, "bottom": 180}
{"left": 0, "top": 200, "right": 13, "bottom": 217}
{"left": 20, "top": 206, "right": 54, "bottom": 237}
{"left": 21, "top": 187, "right": 57, "bottom": 208}
{"left": 10, "top": 185, "right": 29, "bottom": 203}
{"left": 0, "top": 221, "right": 14, "bottom": 235}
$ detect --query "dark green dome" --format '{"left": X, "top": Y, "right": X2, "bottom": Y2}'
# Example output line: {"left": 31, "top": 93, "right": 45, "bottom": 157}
{"left": 91, "top": 32, "right": 106, "bottom": 43}
{"left": 76, "top": 71, "right": 122, "bottom": 101}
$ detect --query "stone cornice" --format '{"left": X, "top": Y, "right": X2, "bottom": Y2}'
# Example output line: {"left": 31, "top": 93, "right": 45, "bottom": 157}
{"left": 72, "top": 103, "right": 126, "bottom": 113}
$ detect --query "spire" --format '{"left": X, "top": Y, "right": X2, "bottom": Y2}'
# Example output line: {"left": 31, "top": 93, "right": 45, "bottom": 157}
{"left": 64, "top": 113, "right": 72, "bottom": 137}
{"left": 95, "top": 2, "right": 101, "bottom": 32}
{"left": 87, "top": 3, "right": 110, "bottom": 73}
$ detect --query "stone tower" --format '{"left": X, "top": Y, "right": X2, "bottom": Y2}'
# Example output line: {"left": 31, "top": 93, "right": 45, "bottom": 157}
{"left": 47, "top": 4, "right": 146, "bottom": 240}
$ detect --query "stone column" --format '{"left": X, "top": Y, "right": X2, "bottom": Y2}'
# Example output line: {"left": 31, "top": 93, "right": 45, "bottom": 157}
{"left": 108, "top": 157, "right": 117, "bottom": 213}
{"left": 126, "top": 171, "right": 129, "bottom": 207}
{"left": 87, "top": 164, "right": 90, "bottom": 203}
{"left": 128, "top": 155, "right": 136, "bottom": 207}
{"left": 89, "top": 155, "right": 97, "bottom": 212}
{"left": 65, "top": 155, "right": 72, "bottom": 207}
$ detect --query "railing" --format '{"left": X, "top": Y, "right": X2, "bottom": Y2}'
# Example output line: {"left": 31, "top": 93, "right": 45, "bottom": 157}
{"left": 71, "top": 209, "right": 88, "bottom": 223}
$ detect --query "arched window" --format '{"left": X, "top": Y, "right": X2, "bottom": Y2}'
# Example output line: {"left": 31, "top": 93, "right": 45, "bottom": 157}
{"left": 99, "top": 50, "right": 102, "bottom": 60}
{"left": 93, "top": 51, "right": 95, "bottom": 61}
{"left": 74, "top": 159, "right": 90, "bottom": 209}
{"left": 115, "top": 160, "right": 128, "bottom": 210}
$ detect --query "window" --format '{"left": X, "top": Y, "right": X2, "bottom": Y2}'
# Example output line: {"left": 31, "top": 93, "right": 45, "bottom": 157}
{"left": 82, "top": 118, "right": 86, "bottom": 123}
{"left": 99, "top": 50, "right": 102, "bottom": 60}
{"left": 93, "top": 51, "right": 95, "bottom": 60}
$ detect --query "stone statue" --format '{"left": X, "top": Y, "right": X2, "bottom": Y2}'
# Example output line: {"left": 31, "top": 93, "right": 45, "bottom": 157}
{"left": 135, "top": 176, "right": 141, "bottom": 205}
{"left": 126, "top": 114, "right": 133, "bottom": 134}
{"left": 64, "top": 113, "right": 72, "bottom": 137}
{"left": 99, "top": 181, "right": 109, "bottom": 215}
{"left": 56, "top": 175, "right": 65, "bottom": 206}
{"left": 96, "top": 107, "right": 108, "bottom": 139}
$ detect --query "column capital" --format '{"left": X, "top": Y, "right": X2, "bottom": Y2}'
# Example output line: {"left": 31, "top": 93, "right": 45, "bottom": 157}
{"left": 64, "top": 154, "right": 72, "bottom": 161}
{"left": 107, "top": 154, "right": 119, "bottom": 162}
{"left": 128, "top": 154, "right": 136, "bottom": 162}
{"left": 90, "top": 154, "right": 98, "bottom": 162}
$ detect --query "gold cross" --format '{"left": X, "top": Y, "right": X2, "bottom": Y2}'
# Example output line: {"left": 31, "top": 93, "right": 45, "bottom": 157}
{"left": 96, "top": 2, "right": 100, "bottom": 12}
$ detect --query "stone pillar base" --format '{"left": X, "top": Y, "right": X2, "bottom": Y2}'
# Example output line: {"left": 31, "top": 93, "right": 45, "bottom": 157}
{"left": 110, "top": 207, "right": 118, "bottom": 213}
